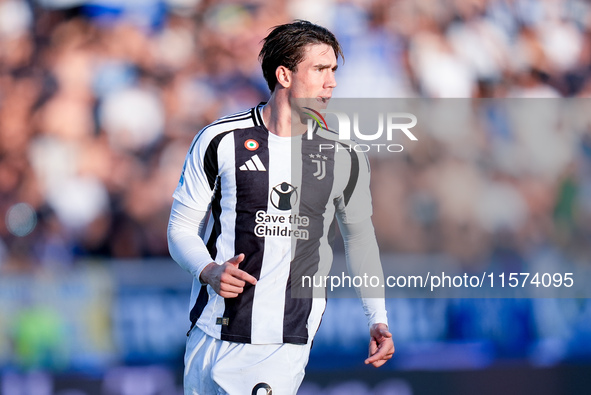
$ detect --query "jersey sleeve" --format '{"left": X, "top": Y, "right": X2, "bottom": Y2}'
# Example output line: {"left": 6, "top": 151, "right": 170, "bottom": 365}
{"left": 335, "top": 150, "right": 388, "bottom": 326}
{"left": 173, "top": 133, "right": 217, "bottom": 211}
{"left": 334, "top": 149, "right": 373, "bottom": 224}
{"left": 338, "top": 217, "right": 388, "bottom": 326}
{"left": 167, "top": 199, "right": 213, "bottom": 280}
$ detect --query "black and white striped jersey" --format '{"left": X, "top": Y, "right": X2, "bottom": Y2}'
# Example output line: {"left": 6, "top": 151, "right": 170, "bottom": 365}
{"left": 173, "top": 103, "right": 375, "bottom": 345}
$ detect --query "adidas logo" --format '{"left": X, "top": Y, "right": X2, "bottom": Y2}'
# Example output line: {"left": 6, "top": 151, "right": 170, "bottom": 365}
{"left": 239, "top": 154, "right": 266, "bottom": 171}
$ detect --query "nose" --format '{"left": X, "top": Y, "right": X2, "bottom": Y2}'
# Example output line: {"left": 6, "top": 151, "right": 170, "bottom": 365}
{"left": 325, "top": 71, "right": 337, "bottom": 89}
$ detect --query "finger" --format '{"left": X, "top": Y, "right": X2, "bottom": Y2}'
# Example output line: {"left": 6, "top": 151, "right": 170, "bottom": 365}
{"left": 225, "top": 255, "right": 257, "bottom": 285}
{"left": 365, "top": 339, "right": 378, "bottom": 365}
{"left": 227, "top": 253, "right": 245, "bottom": 267}
{"left": 373, "top": 333, "right": 392, "bottom": 344}
{"left": 219, "top": 282, "right": 245, "bottom": 295}
{"left": 368, "top": 338, "right": 378, "bottom": 355}
{"left": 365, "top": 350, "right": 388, "bottom": 365}
{"left": 366, "top": 346, "right": 395, "bottom": 366}
{"left": 220, "top": 272, "right": 246, "bottom": 287}
{"left": 365, "top": 341, "right": 391, "bottom": 365}
{"left": 370, "top": 325, "right": 392, "bottom": 340}
{"left": 233, "top": 268, "right": 258, "bottom": 285}
{"left": 219, "top": 291, "right": 240, "bottom": 298}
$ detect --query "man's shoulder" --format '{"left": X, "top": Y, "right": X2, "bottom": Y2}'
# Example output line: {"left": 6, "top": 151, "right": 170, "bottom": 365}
{"left": 189, "top": 104, "right": 265, "bottom": 153}
{"left": 198, "top": 106, "right": 259, "bottom": 139}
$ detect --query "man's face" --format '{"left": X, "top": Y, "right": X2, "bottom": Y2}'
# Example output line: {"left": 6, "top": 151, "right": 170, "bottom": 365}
{"left": 289, "top": 43, "right": 338, "bottom": 108}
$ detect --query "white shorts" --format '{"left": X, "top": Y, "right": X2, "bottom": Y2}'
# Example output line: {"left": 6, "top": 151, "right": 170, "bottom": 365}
{"left": 184, "top": 327, "right": 311, "bottom": 395}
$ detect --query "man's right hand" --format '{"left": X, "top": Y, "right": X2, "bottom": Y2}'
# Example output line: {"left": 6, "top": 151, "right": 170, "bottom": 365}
{"left": 199, "top": 254, "right": 257, "bottom": 298}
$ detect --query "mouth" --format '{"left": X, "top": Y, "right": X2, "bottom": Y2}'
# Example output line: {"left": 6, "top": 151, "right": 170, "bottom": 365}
{"left": 318, "top": 96, "right": 331, "bottom": 104}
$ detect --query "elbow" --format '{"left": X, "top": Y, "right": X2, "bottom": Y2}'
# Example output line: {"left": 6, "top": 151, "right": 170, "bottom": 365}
{"left": 167, "top": 221, "right": 178, "bottom": 261}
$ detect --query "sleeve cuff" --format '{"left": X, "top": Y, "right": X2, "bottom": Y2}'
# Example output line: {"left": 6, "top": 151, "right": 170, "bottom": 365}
{"left": 367, "top": 310, "right": 389, "bottom": 328}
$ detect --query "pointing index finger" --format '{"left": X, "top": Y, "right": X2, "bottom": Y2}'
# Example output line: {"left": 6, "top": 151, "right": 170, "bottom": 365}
{"left": 234, "top": 268, "right": 257, "bottom": 285}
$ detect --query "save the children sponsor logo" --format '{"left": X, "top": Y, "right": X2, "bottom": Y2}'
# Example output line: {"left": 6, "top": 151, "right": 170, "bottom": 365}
{"left": 270, "top": 182, "right": 298, "bottom": 210}
{"left": 253, "top": 182, "right": 309, "bottom": 240}
{"left": 254, "top": 210, "right": 309, "bottom": 240}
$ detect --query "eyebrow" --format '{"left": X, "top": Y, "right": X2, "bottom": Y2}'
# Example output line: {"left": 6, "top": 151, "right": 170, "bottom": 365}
{"left": 314, "top": 64, "right": 338, "bottom": 71}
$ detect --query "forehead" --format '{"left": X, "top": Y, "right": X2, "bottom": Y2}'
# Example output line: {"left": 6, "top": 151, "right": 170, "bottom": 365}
{"left": 300, "top": 43, "right": 337, "bottom": 64}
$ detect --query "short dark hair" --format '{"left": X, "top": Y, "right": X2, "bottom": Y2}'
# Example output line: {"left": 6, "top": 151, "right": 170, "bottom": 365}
{"left": 258, "top": 20, "right": 344, "bottom": 92}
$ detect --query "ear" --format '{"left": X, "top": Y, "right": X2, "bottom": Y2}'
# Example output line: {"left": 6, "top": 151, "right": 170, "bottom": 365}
{"left": 275, "top": 65, "right": 291, "bottom": 88}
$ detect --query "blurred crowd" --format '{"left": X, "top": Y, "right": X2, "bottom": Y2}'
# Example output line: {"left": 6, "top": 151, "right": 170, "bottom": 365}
{"left": 1, "top": 0, "right": 591, "bottom": 270}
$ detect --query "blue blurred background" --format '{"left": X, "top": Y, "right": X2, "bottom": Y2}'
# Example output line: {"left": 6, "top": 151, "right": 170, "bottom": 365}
{"left": 1, "top": 0, "right": 591, "bottom": 394}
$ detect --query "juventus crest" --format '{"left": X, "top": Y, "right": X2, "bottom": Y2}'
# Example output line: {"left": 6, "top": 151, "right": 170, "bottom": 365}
{"left": 308, "top": 153, "right": 328, "bottom": 180}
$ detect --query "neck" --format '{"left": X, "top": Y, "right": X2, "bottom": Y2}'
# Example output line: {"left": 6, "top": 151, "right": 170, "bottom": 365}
{"left": 262, "top": 90, "right": 306, "bottom": 137}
